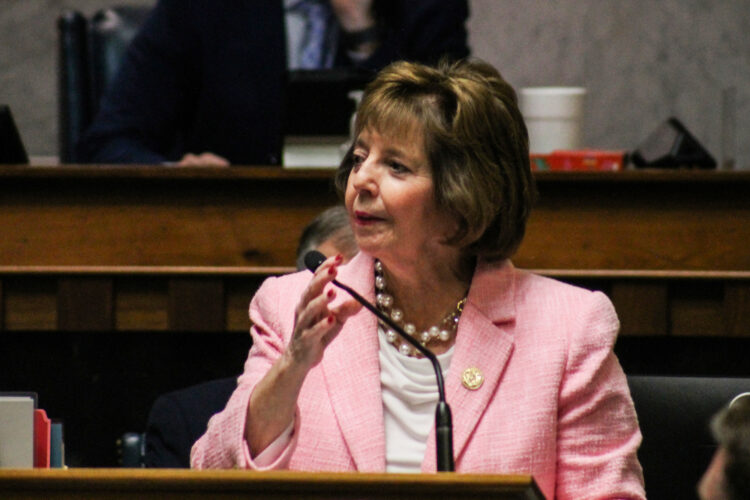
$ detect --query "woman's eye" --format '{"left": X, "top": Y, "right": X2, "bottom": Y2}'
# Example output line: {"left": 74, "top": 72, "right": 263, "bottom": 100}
{"left": 388, "top": 161, "right": 409, "bottom": 173}
{"left": 351, "top": 153, "right": 365, "bottom": 166}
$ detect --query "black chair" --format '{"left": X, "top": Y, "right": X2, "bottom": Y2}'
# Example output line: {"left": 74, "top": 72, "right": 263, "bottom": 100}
{"left": 117, "top": 431, "right": 146, "bottom": 468}
{"left": 57, "top": 6, "right": 151, "bottom": 163}
{"left": 627, "top": 375, "right": 750, "bottom": 500}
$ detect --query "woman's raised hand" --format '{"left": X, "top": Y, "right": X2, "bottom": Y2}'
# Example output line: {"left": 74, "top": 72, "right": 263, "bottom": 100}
{"left": 246, "top": 255, "right": 360, "bottom": 455}
{"left": 287, "top": 254, "right": 361, "bottom": 369}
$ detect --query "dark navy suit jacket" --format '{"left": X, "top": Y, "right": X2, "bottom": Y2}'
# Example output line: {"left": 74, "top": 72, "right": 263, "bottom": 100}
{"left": 78, "top": 0, "right": 470, "bottom": 165}
{"left": 144, "top": 376, "right": 238, "bottom": 468}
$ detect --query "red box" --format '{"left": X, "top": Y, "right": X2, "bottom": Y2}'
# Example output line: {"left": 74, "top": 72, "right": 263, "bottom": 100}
{"left": 530, "top": 150, "right": 625, "bottom": 171}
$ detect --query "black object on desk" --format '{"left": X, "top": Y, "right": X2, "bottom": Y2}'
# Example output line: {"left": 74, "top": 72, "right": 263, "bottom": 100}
{"left": 0, "top": 105, "right": 29, "bottom": 164}
{"left": 631, "top": 117, "right": 716, "bottom": 169}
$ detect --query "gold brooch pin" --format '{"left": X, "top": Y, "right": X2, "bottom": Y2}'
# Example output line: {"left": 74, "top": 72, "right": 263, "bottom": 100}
{"left": 461, "top": 367, "right": 484, "bottom": 390}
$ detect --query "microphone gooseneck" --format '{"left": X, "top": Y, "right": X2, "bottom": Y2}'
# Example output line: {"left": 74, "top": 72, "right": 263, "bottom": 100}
{"left": 304, "top": 250, "right": 455, "bottom": 472}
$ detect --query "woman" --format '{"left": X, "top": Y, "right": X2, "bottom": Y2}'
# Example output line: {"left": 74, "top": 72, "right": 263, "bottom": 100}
{"left": 192, "top": 59, "right": 645, "bottom": 499}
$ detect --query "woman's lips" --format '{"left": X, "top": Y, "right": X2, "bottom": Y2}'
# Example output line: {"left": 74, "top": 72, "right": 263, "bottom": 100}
{"left": 354, "top": 210, "right": 383, "bottom": 225}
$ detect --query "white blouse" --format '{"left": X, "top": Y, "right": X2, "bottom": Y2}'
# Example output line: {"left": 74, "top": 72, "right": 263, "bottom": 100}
{"left": 378, "top": 326, "right": 454, "bottom": 472}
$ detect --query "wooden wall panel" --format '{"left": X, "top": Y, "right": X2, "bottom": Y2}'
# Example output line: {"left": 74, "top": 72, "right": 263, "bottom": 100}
{"left": 168, "top": 278, "right": 225, "bottom": 332}
{"left": 610, "top": 282, "right": 668, "bottom": 336}
{"left": 669, "top": 281, "right": 725, "bottom": 336}
{"left": 725, "top": 283, "right": 750, "bottom": 337}
{"left": 57, "top": 278, "right": 114, "bottom": 331}
{"left": 0, "top": 270, "right": 747, "bottom": 339}
{"left": 225, "top": 278, "right": 265, "bottom": 333}
{"left": 2, "top": 278, "right": 56, "bottom": 330}
{"left": 115, "top": 278, "right": 169, "bottom": 331}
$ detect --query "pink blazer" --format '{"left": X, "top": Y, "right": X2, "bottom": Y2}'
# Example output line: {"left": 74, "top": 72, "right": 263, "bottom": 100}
{"left": 192, "top": 253, "right": 645, "bottom": 500}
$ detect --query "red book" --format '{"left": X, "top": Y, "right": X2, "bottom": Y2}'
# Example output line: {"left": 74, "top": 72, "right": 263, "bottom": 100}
{"left": 34, "top": 409, "right": 51, "bottom": 468}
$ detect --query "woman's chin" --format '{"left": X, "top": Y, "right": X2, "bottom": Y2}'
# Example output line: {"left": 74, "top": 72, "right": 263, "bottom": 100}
{"left": 356, "top": 243, "right": 381, "bottom": 258}
{"left": 355, "top": 240, "right": 389, "bottom": 261}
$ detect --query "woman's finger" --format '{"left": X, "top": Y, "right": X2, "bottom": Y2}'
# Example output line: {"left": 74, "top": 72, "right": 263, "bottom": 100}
{"left": 298, "top": 255, "right": 340, "bottom": 308}
{"left": 295, "top": 287, "right": 335, "bottom": 336}
{"left": 289, "top": 311, "right": 338, "bottom": 366}
{"left": 331, "top": 296, "right": 362, "bottom": 321}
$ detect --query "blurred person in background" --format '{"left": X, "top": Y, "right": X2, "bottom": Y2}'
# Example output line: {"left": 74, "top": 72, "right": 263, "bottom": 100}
{"left": 78, "top": 0, "right": 469, "bottom": 166}
{"left": 699, "top": 394, "right": 750, "bottom": 500}
{"left": 296, "top": 205, "right": 357, "bottom": 270}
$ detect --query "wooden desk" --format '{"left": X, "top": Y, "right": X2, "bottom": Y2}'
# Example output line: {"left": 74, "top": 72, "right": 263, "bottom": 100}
{"left": 0, "top": 469, "right": 544, "bottom": 500}
{"left": 1, "top": 166, "right": 748, "bottom": 270}
{"left": 0, "top": 165, "right": 337, "bottom": 268}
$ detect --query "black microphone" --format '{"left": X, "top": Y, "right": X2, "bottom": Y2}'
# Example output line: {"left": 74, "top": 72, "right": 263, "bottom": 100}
{"left": 304, "top": 250, "right": 455, "bottom": 472}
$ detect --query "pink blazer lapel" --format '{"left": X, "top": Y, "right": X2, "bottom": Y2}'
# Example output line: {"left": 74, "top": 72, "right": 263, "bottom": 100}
{"left": 422, "top": 260, "right": 517, "bottom": 471}
{"left": 320, "top": 253, "right": 386, "bottom": 471}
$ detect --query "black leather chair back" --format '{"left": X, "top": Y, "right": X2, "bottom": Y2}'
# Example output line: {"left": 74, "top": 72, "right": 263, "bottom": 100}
{"left": 57, "top": 6, "right": 151, "bottom": 163}
{"left": 627, "top": 375, "right": 750, "bottom": 500}
{"left": 58, "top": 10, "right": 90, "bottom": 164}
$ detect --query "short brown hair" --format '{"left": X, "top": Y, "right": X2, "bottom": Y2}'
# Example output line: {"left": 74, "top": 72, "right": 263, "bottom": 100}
{"left": 335, "top": 58, "right": 536, "bottom": 261}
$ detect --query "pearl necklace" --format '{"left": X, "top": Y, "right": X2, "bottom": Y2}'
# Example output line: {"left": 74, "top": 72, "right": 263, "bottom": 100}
{"left": 374, "top": 260, "right": 467, "bottom": 357}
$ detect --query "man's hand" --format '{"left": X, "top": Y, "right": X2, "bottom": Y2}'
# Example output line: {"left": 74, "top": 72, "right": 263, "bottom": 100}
{"left": 178, "top": 152, "right": 230, "bottom": 167}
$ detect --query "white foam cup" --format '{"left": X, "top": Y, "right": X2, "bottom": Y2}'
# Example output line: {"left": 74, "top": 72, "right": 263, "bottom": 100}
{"left": 520, "top": 87, "right": 586, "bottom": 153}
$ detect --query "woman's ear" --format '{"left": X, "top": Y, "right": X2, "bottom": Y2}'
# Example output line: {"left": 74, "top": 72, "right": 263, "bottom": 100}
{"left": 437, "top": 208, "right": 463, "bottom": 246}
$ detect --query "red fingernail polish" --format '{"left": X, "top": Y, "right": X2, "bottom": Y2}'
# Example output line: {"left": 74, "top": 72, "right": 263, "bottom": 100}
{"left": 327, "top": 289, "right": 334, "bottom": 299}
{"left": 327, "top": 315, "right": 335, "bottom": 324}
{"left": 335, "top": 254, "right": 343, "bottom": 263}
{"left": 328, "top": 267, "right": 335, "bottom": 275}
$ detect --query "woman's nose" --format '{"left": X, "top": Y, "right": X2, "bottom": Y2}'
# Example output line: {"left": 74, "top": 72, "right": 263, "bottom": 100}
{"left": 350, "top": 159, "right": 378, "bottom": 195}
